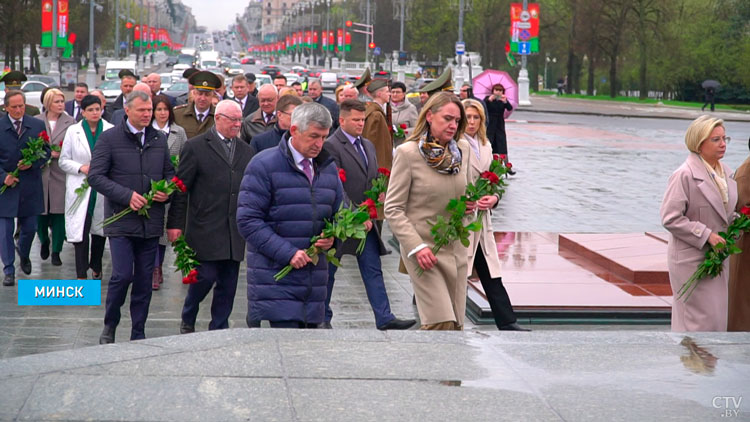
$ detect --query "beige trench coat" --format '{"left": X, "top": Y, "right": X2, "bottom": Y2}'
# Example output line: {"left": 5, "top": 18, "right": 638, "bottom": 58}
{"left": 385, "top": 139, "right": 471, "bottom": 326}
{"left": 660, "top": 153, "right": 737, "bottom": 332}
{"left": 464, "top": 134, "right": 503, "bottom": 278}
{"left": 728, "top": 156, "right": 750, "bottom": 331}
{"left": 37, "top": 112, "right": 76, "bottom": 214}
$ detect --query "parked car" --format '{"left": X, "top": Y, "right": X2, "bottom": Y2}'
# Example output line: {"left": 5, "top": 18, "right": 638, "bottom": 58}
{"left": 97, "top": 80, "right": 121, "bottom": 103}
{"left": 255, "top": 74, "right": 273, "bottom": 87}
{"left": 283, "top": 73, "right": 300, "bottom": 85}
{"left": 320, "top": 72, "right": 338, "bottom": 91}
{"left": 27, "top": 74, "right": 60, "bottom": 87}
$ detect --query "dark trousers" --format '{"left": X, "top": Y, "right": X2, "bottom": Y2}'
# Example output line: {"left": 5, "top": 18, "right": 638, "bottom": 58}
{"left": 104, "top": 236, "right": 158, "bottom": 340}
{"left": 474, "top": 244, "right": 517, "bottom": 329}
{"left": 37, "top": 213, "right": 66, "bottom": 252}
{"left": 181, "top": 259, "right": 240, "bottom": 330}
{"left": 325, "top": 229, "right": 395, "bottom": 327}
{"left": 270, "top": 321, "right": 318, "bottom": 329}
{"left": 0, "top": 216, "right": 36, "bottom": 276}
{"left": 702, "top": 98, "right": 715, "bottom": 111}
{"left": 72, "top": 211, "right": 106, "bottom": 279}
{"left": 154, "top": 244, "right": 167, "bottom": 268}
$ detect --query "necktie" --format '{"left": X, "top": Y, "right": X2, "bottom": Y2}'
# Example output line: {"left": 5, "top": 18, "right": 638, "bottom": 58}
{"left": 135, "top": 131, "right": 143, "bottom": 146}
{"left": 354, "top": 137, "right": 368, "bottom": 167}
{"left": 197, "top": 113, "right": 205, "bottom": 123}
{"left": 14, "top": 120, "right": 22, "bottom": 136}
{"left": 264, "top": 113, "right": 272, "bottom": 124}
{"left": 75, "top": 105, "right": 81, "bottom": 121}
{"left": 301, "top": 159, "right": 313, "bottom": 184}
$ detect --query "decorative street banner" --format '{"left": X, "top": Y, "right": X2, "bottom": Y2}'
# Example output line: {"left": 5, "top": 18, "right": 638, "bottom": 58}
{"left": 41, "top": 0, "right": 70, "bottom": 48}
{"left": 510, "top": 3, "right": 539, "bottom": 55}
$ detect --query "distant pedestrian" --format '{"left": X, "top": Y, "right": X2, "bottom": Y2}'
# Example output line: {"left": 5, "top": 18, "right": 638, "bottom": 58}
{"left": 728, "top": 136, "right": 750, "bottom": 331}
{"left": 556, "top": 78, "right": 564, "bottom": 96}
{"left": 660, "top": 115, "right": 736, "bottom": 332}
{"left": 702, "top": 87, "right": 715, "bottom": 112}
{"left": 484, "top": 83, "right": 515, "bottom": 175}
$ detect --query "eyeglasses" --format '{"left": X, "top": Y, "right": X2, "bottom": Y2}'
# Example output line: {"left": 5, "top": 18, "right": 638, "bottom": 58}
{"left": 277, "top": 109, "right": 291, "bottom": 116}
{"left": 218, "top": 113, "right": 243, "bottom": 123}
{"left": 708, "top": 136, "right": 731, "bottom": 144}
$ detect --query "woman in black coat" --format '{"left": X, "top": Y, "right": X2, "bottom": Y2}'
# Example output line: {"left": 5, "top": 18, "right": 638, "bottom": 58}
{"left": 484, "top": 83, "right": 515, "bottom": 175}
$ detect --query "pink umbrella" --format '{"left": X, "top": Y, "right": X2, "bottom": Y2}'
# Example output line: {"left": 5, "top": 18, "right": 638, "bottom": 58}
{"left": 472, "top": 69, "right": 518, "bottom": 119}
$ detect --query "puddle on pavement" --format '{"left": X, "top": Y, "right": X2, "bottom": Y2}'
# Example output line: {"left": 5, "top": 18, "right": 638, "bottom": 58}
{"left": 680, "top": 336, "right": 718, "bottom": 375}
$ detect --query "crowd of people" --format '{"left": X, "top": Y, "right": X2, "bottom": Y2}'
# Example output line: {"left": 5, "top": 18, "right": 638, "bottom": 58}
{"left": 1, "top": 64, "right": 747, "bottom": 343}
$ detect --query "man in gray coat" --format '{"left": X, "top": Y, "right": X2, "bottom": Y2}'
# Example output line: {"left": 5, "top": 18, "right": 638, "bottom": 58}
{"left": 167, "top": 100, "right": 254, "bottom": 333}
{"left": 240, "top": 84, "right": 277, "bottom": 144}
{"left": 321, "top": 99, "right": 416, "bottom": 330}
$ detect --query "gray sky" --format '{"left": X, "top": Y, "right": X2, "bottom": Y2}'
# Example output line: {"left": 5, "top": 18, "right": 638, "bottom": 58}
{"left": 181, "top": 0, "right": 247, "bottom": 31}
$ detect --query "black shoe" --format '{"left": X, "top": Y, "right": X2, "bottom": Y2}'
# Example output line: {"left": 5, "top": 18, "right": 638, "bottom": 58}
{"left": 19, "top": 257, "right": 31, "bottom": 275}
{"left": 180, "top": 321, "right": 195, "bottom": 334}
{"left": 2, "top": 274, "right": 14, "bottom": 286}
{"left": 99, "top": 326, "right": 116, "bottom": 344}
{"left": 499, "top": 322, "right": 531, "bottom": 331}
{"left": 507, "top": 168, "right": 517, "bottom": 176}
{"left": 51, "top": 252, "right": 62, "bottom": 266}
{"left": 320, "top": 321, "right": 333, "bottom": 329}
{"left": 40, "top": 242, "right": 50, "bottom": 260}
{"left": 377, "top": 318, "right": 417, "bottom": 331}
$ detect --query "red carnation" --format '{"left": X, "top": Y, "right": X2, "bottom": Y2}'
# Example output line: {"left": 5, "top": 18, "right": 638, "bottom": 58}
{"left": 506, "top": 162, "right": 513, "bottom": 169}
{"left": 171, "top": 176, "right": 187, "bottom": 193}
{"left": 377, "top": 167, "right": 391, "bottom": 177}
{"left": 500, "top": 154, "right": 507, "bottom": 161}
{"left": 361, "top": 198, "right": 378, "bottom": 219}
{"left": 182, "top": 269, "right": 199, "bottom": 284}
{"left": 400, "top": 123, "right": 407, "bottom": 129}
{"left": 338, "top": 168, "right": 347, "bottom": 183}
{"left": 493, "top": 154, "right": 501, "bottom": 161}
{"left": 481, "top": 171, "right": 500, "bottom": 185}
{"left": 741, "top": 206, "right": 750, "bottom": 217}
{"left": 39, "top": 130, "right": 50, "bottom": 142}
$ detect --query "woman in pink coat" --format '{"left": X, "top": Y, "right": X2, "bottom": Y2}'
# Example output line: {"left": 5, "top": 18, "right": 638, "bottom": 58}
{"left": 660, "top": 115, "right": 737, "bottom": 332}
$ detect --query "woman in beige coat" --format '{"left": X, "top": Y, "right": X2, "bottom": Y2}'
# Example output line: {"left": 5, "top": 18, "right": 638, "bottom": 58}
{"left": 728, "top": 137, "right": 750, "bottom": 331}
{"left": 385, "top": 92, "right": 472, "bottom": 330}
{"left": 660, "top": 115, "right": 737, "bottom": 332}
{"left": 462, "top": 99, "right": 528, "bottom": 331}
{"left": 36, "top": 88, "right": 76, "bottom": 266}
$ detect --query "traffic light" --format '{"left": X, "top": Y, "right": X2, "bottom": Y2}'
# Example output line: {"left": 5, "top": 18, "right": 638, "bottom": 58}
{"left": 369, "top": 42, "right": 376, "bottom": 49}
{"left": 345, "top": 20, "right": 352, "bottom": 27}
{"left": 125, "top": 22, "right": 133, "bottom": 29}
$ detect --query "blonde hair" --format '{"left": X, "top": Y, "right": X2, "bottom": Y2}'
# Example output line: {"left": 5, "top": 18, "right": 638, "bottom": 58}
{"left": 335, "top": 85, "right": 345, "bottom": 103}
{"left": 685, "top": 115, "right": 724, "bottom": 153}
{"left": 406, "top": 92, "right": 466, "bottom": 143}
{"left": 461, "top": 98, "right": 488, "bottom": 145}
{"left": 43, "top": 88, "right": 65, "bottom": 112}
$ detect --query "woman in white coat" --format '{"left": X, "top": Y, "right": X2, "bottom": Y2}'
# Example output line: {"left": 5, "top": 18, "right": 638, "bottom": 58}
{"left": 59, "top": 95, "right": 113, "bottom": 279}
{"left": 462, "top": 99, "right": 529, "bottom": 331}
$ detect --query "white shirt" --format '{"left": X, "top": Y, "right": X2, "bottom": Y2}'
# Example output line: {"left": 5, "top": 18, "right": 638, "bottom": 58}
{"left": 125, "top": 120, "right": 145, "bottom": 145}
{"left": 235, "top": 95, "right": 246, "bottom": 110}
{"left": 288, "top": 137, "right": 313, "bottom": 178}
{"left": 151, "top": 120, "right": 170, "bottom": 135}
{"left": 194, "top": 105, "right": 209, "bottom": 122}
{"left": 9, "top": 116, "right": 22, "bottom": 133}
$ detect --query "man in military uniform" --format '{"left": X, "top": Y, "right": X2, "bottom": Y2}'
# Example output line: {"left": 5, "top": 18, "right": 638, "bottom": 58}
{"left": 0, "top": 71, "right": 40, "bottom": 116}
{"left": 353, "top": 73, "right": 393, "bottom": 171}
{"left": 174, "top": 71, "right": 220, "bottom": 139}
{"left": 418, "top": 68, "right": 454, "bottom": 98}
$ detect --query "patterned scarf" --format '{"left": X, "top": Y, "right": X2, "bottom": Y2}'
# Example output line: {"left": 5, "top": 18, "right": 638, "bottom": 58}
{"left": 418, "top": 132, "right": 462, "bottom": 174}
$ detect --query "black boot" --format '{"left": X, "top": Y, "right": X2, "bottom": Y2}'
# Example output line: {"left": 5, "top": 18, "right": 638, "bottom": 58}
{"left": 40, "top": 242, "right": 50, "bottom": 260}
{"left": 51, "top": 252, "right": 62, "bottom": 266}
{"left": 99, "top": 326, "right": 116, "bottom": 344}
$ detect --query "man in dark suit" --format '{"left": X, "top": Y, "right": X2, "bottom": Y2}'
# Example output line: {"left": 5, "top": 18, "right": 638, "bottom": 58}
{"left": 65, "top": 83, "right": 89, "bottom": 122}
{"left": 167, "top": 100, "right": 253, "bottom": 333}
{"left": 321, "top": 100, "right": 416, "bottom": 330}
{"left": 0, "top": 91, "right": 50, "bottom": 286}
{"left": 110, "top": 70, "right": 137, "bottom": 114}
{"left": 249, "top": 94, "right": 301, "bottom": 155}
{"left": 230, "top": 74, "right": 259, "bottom": 118}
{"left": 89, "top": 90, "right": 174, "bottom": 343}
{"left": 144, "top": 73, "right": 176, "bottom": 106}
{"left": 307, "top": 79, "right": 339, "bottom": 132}
{"left": 90, "top": 89, "right": 113, "bottom": 123}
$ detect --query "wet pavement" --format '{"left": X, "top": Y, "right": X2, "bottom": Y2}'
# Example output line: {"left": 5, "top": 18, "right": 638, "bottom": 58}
{"left": 1, "top": 329, "right": 748, "bottom": 421}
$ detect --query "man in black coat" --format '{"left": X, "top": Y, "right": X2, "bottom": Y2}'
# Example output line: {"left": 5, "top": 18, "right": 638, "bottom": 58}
{"left": 230, "top": 74, "right": 259, "bottom": 118}
{"left": 167, "top": 100, "right": 253, "bottom": 333}
{"left": 88, "top": 91, "right": 174, "bottom": 343}
{"left": 64, "top": 83, "right": 89, "bottom": 122}
{"left": 0, "top": 91, "right": 50, "bottom": 286}
{"left": 110, "top": 70, "right": 137, "bottom": 114}
{"left": 307, "top": 79, "right": 339, "bottom": 132}
{"left": 248, "top": 94, "right": 301, "bottom": 155}
{"left": 321, "top": 100, "right": 416, "bottom": 330}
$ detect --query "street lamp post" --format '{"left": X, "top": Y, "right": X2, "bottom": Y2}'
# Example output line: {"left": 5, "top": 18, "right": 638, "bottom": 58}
{"left": 49, "top": 0, "right": 60, "bottom": 81}
{"left": 456, "top": 0, "right": 465, "bottom": 92}
{"left": 115, "top": 0, "right": 120, "bottom": 58}
{"left": 325, "top": 0, "right": 331, "bottom": 69}
{"left": 518, "top": 0, "right": 532, "bottom": 105}
{"left": 86, "top": 0, "right": 97, "bottom": 88}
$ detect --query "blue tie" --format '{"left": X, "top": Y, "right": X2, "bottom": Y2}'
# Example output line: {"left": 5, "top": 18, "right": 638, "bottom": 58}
{"left": 354, "top": 137, "right": 368, "bottom": 167}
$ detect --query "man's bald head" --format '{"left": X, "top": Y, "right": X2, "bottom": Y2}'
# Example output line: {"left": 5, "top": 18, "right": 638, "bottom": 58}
{"left": 339, "top": 86, "right": 358, "bottom": 102}
{"left": 257, "top": 84, "right": 279, "bottom": 114}
{"left": 215, "top": 99, "right": 242, "bottom": 115}
{"left": 133, "top": 82, "right": 152, "bottom": 95}
{"left": 145, "top": 73, "right": 161, "bottom": 95}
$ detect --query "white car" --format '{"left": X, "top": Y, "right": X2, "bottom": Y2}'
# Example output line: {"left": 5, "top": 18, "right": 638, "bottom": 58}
{"left": 98, "top": 80, "right": 122, "bottom": 103}
{"left": 159, "top": 73, "right": 174, "bottom": 91}
{"left": 283, "top": 73, "right": 299, "bottom": 85}
{"left": 172, "top": 64, "right": 190, "bottom": 79}
{"left": 255, "top": 74, "right": 272, "bottom": 87}
{"left": 0, "top": 81, "right": 49, "bottom": 109}
{"left": 320, "top": 72, "right": 338, "bottom": 91}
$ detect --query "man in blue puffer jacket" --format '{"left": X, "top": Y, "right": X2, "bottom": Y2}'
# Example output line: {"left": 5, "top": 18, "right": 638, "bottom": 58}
{"left": 237, "top": 102, "right": 342, "bottom": 328}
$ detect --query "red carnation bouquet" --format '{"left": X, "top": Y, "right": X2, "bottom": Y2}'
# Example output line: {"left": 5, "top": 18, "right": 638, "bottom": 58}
{"left": 1, "top": 130, "right": 50, "bottom": 194}
{"left": 678, "top": 206, "right": 750, "bottom": 301}
{"left": 167, "top": 155, "right": 200, "bottom": 284}
{"left": 392, "top": 123, "right": 408, "bottom": 141}
{"left": 101, "top": 176, "right": 187, "bottom": 226}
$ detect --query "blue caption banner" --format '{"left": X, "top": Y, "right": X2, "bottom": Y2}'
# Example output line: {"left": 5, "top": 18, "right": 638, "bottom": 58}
{"left": 18, "top": 280, "right": 101, "bottom": 306}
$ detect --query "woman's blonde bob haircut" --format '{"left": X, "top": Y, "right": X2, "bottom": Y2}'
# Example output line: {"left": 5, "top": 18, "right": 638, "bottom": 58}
{"left": 461, "top": 98, "right": 488, "bottom": 145}
{"left": 685, "top": 115, "right": 724, "bottom": 153}
{"left": 43, "top": 88, "right": 65, "bottom": 113}
{"left": 406, "top": 91, "right": 466, "bottom": 143}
